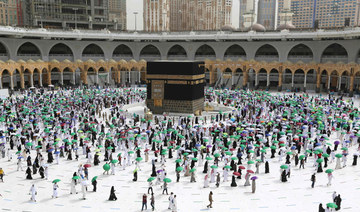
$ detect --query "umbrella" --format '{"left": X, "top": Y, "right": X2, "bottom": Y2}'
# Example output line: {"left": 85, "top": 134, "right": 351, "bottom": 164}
{"left": 91, "top": 176, "right": 98, "bottom": 182}
{"left": 335, "top": 154, "right": 343, "bottom": 158}
{"left": 84, "top": 164, "right": 91, "bottom": 168}
{"left": 286, "top": 151, "right": 293, "bottom": 155}
{"left": 250, "top": 176, "right": 258, "bottom": 180}
{"left": 247, "top": 170, "right": 254, "bottom": 174}
{"left": 211, "top": 165, "right": 218, "bottom": 169}
{"left": 136, "top": 157, "right": 143, "bottom": 162}
{"left": 325, "top": 169, "right": 334, "bottom": 173}
{"left": 316, "top": 158, "right": 323, "bottom": 163}
{"left": 214, "top": 153, "right": 220, "bottom": 158}
{"left": 322, "top": 153, "right": 329, "bottom": 158}
{"left": 52, "top": 179, "right": 61, "bottom": 183}
{"left": 191, "top": 158, "right": 198, "bottom": 161}
{"left": 280, "top": 165, "right": 288, "bottom": 169}
{"left": 233, "top": 172, "right": 241, "bottom": 176}
{"left": 238, "top": 166, "right": 245, "bottom": 170}
{"left": 163, "top": 178, "right": 172, "bottom": 183}
{"left": 103, "top": 164, "right": 110, "bottom": 171}
{"left": 299, "top": 155, "right": 305, "bottom": 160}
{"left": 111, "top": 159, "right": 118, "bottom": 164}
{"left": 205, "top": 157, "right": 213, "bottom": 161}
{"left": 224, "top": 165, "right": 231, "bottom": 169}
{"left": 247, "top": 160, "right": 254, "bottom": 164}
{"left": 326, "top": 203, "right": 337, "bottom": 209}
{"left": 190, "top": 168, "right": 196, "bottom": 173}
{"left": 175, "top": 159, "right": 182, "bottom": 163}
{"left": 147, "top": 177, "right": 155, "bottom": 182}
{"left": 176, "top": 167, "right": 184, "bottom": 172}
{"left": 72, "top": 176, "right": 80, "bottom": 180}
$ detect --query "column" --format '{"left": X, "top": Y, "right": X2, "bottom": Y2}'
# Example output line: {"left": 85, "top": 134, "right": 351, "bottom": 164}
{"left": 291, "top": 74, "right": 294, "bottom": 88}
{"left": 349, "top": 75, "right": 354, "bottom": 97}
{"left": 39, "top": 73, "right": 43, "bottom": 87}
{"left": 10, "top": 75, "right": 14, "bottom": 90}
{"left": 266, "top": 73, "right": 270, "bottom": 87}
{"left": 60, "top": 72, "right": 64, "bottom": 85}
{"left": 73, "top": 71, "right": 76, "bottom": 85}
{"left": 96, "top": 72, "right": 99, "bottom": 84}
{"left": 231, "top": 73, "right": 234, "bottom": 85}
{"left": 128, "top": 71, "right": 131, "bottom": 84}
{"left": 327, "top": 75, "right": 331, "bottom": 90}
{"left": 0, "top": 76, "right": 2, "bottom": 89}
{"left": 20, "top": 73, "right": 25, "bottom": 89}
{"left": 255, "top": 72, "right": 258, "bottom": 86}
{"left": 316, "top": 73, "right": 321, "bottom": 93}
{"left": 337, "top": 76, "right": 341, "bottom": 91}
{"left": 278, "top": 72, "right": 283, "bottom": 91}
{"left": 107, "top": 72, "right": 110, "bottom": 84}
{"left": 30, "top": 74, "right": 33, "bottom": 87}
{"left": 242, "top": 71, "right": 248, "bottom": 88}
{"left": 304, "top": 74, "right": 307, "bottom": 88}
{"left": 138, "top": 71, "right": 140, "bottom": 83}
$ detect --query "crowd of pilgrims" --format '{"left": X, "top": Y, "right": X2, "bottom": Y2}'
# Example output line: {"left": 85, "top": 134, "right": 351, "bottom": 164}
{"left": 0, "top": 87, "right": 359, "bottom": 211}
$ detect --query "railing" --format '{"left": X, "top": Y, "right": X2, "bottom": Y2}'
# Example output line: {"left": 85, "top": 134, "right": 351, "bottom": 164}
{"left": 3, "top": 25, "right": 360, "bottom": 41}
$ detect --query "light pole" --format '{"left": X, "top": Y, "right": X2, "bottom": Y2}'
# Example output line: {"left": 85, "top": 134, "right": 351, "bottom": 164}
{"left": 73, "top": 8, "right": 78, "bottom": 29}
{"left": 133, "top": 12, "right": 138, "bottom": 31}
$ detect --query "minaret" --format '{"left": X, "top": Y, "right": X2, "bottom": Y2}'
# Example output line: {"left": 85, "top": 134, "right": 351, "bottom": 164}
{"left": 278, "top": 0, "right": 294, "bottom": 29}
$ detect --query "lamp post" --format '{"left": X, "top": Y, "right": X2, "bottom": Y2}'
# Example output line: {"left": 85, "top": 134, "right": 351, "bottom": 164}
{"left": 73, "top": 8, "right": 78, "bottom": 29}
{"left": 133, "top": 12, "right": 138, "bottom": 31}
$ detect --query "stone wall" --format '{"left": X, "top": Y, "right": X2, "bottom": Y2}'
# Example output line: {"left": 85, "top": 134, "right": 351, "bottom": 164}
{"left": 147, "top": 98, "right": 204, "bottom": 114}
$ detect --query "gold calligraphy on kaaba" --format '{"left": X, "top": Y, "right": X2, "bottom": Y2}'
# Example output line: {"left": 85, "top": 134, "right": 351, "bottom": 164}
{"left": 151, "top": 80, "right": 164, "bottom": 100}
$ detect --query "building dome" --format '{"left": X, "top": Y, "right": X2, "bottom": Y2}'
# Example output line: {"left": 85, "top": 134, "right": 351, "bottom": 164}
{"left": 277, "top": 23, "right": 295, "bottom": 30}
{"left": 247, "top": 23, "right": 266, "bottom": 32}
{"left": 221, "top": 25, "right": 236, "bottom": 31}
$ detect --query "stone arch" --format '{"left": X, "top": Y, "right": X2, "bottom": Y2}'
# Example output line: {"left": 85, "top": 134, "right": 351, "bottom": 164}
{"left": 23, "top": 68, "right": 32, "bottom": 88}
{"left": 255, "top": 44, "right": 279, "bottom": 62}
{"left": 12, "top": 69, "right": 21, "bottom": 89}
{"left": 195, "top": 44, "right": 216, "bottom": 60}
{"left": 63, "top": 67, "right": 74, "bottom": 85}
{"left": 167, "top": 45, "right": 188, "bottom": 60}
{"left": 257, "top": 68, "right": 268, "bottom": 89}
{"left": 283, "top": 68, "right": 292, "bottom": 84}
{"left": 294, "top": 69, "right": 305, "bottom": 84}
{"left": 1, "top": 69, "right": 11, "bottom": 89}
{"left": 17, "top": 42, "right": 42, "bottom": 59}
{"left": 320, "top": 69, "right": 328, "bottom": 91}
{"left": 0, "top": 41, "right": 9, "bottom": 60}
{"left": 82, "top": 44, "right": 105, "bottom": 57}
{"left": 321, "top": 43, "right": 348, "bottom": 63}
{"left": 49, "top": 43, "right": 74, "bottom": 61}
{"left": 287, "top": 44, "right": 313, "bottom": 62}
{"left": 269, "top": 68, "right": 279, "bottom": 89}
{"left": 113, "top": 44, "right": 133, "bottom": 59}
{"left": 234, "top": 68, "right": 244, "bottom": 87}
{"left": 224, "top": 44, "right": 246, "bottom": 60}
{"left": 50, "top": 67, "right": 61, "bottom": 86}
{"left": 306, "top": 69, "right": 316, "bottom": 85}
{"left": 340, "top": 70, "right": 350, "bottom": 91}
{"left": 139, "top": 45, "right": 161, "bottom": 60}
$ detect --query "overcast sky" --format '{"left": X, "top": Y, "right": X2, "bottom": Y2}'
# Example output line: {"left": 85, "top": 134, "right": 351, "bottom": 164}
{"left": 127, "top": 0, "right": 240, "bottom": 30}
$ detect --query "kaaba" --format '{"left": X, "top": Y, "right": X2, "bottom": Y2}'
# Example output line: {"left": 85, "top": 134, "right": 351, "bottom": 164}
{"left": 146, "top": 61, "right": 205, "bottom": 114}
